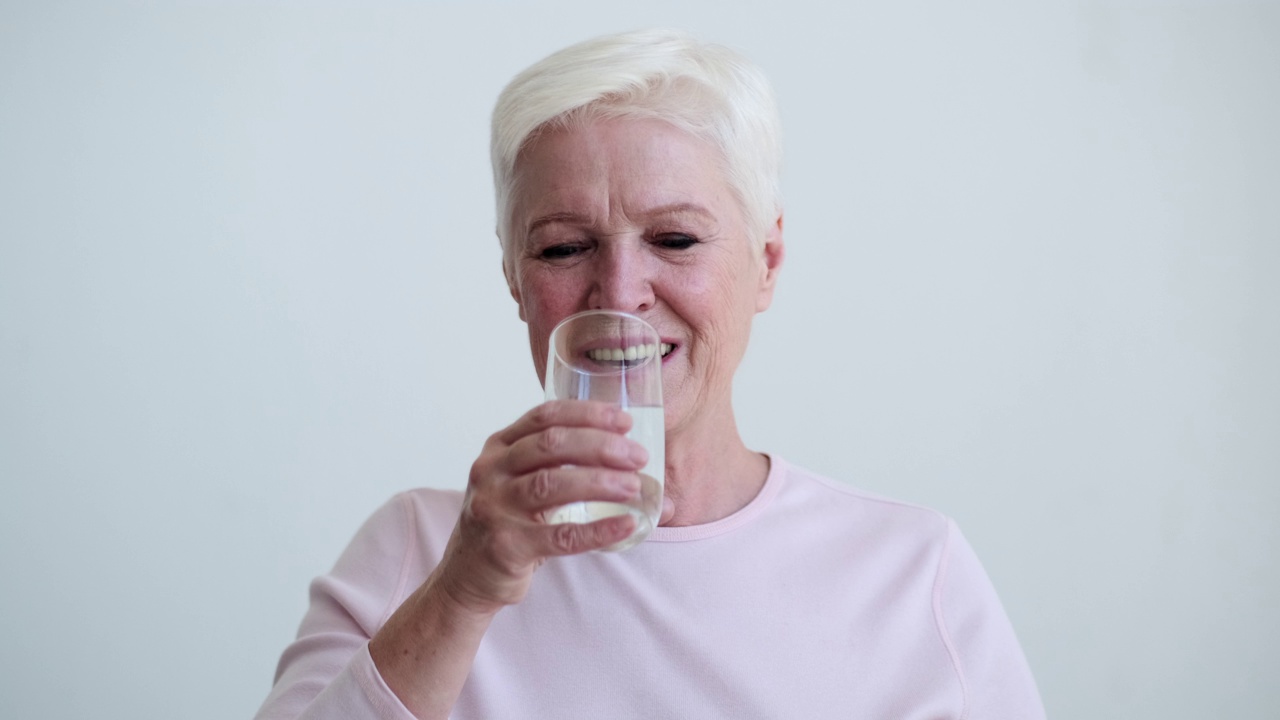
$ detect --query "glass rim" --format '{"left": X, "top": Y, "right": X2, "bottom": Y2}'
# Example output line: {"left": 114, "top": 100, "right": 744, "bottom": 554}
{"left": 548, "top": 309, "right": 662, "bottom": 377}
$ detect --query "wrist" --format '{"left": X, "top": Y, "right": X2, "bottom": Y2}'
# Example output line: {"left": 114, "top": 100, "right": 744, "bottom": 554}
{"left": 422, "top": 570, "right": 506, "bottom": 626}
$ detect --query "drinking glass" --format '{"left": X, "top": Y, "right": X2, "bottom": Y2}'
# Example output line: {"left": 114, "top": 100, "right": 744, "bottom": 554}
{"left": 543, "top": 310, "right": 664, "bottom": 552}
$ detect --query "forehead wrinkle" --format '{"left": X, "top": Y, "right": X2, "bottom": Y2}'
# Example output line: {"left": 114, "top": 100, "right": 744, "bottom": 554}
{"left": 522, "top": 184, "right": 727, "bottom": 241}
{"left": 526, "top": 211, "right": 590, "bottom": 236}
{"left": 519, "top": 175, "right": 606, "bottom": 236}
{"left": 515, "top": 120, "right": 733, "bottom": 240}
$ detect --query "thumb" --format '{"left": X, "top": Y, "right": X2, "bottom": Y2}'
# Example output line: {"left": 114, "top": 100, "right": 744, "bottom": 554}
{"left": 659, "top": 495, "right": 676, "bottom": 526}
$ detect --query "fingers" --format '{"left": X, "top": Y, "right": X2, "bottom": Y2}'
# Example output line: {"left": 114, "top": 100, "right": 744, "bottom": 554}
{"left": 505, "top": 466, "right": 641, "bottom": 514}
{"left": 533, "top": 513, "right": 637, "bottom": 557}
{"left": 460, "top": 501, "right": 637, "bottom": 575}
{"left": 497, "top": 400, "right": 630, "bottom": 444}
{"left": 504, "top": 424, "right": 648, "bottom": 478}
{"left": 440, "top": 400, "right": 657, "bottom": 613}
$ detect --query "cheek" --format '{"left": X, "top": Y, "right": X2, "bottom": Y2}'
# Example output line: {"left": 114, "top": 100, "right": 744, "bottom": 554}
{"left": 519, "top": 269, "right": 579, "bottom": 322}
{"left": 692, "top": 254, "right": 757, "bottom": 327}
{"left": 525, "top": 309, "right": 564, "bottom": 385}
{"left": 517, "top": 268, "right": 589, "bottom": 382}
{"left": 673, "top": 259, "right": 757, "bottom": 371}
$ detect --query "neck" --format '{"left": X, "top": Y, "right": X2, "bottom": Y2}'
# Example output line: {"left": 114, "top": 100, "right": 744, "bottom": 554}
{"left": 660, "top": 400, "right": 770, "bottom": 527}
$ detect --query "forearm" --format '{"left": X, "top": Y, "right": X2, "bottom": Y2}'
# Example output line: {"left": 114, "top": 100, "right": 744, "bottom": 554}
{"left": 368, "top": 575, "right": 497, "bottom": 720}
{"left": 363, "top": 401, "right": 645, "bottom": 718}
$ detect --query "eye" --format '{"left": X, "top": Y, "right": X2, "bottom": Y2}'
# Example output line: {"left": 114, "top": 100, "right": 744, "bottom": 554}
{"left": 539, "top": 243, "right": 586, "bottom": 260}
{"left": 655, "top": 233, "right": 698, "bottom": 250}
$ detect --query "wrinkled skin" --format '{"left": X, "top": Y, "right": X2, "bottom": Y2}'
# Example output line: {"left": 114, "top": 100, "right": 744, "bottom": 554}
{"left": 371, "top": 117, "right": 782, "bottom": 718}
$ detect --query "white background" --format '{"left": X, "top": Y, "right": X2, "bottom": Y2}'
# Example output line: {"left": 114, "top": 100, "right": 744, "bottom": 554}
{"left": 2, "top": 1, "right": 1277, "bottom": 718}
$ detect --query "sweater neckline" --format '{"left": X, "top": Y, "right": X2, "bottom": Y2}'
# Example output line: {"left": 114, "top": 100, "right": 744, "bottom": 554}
{"left": 645, "top": 454, "right": 786, "bottom": 542}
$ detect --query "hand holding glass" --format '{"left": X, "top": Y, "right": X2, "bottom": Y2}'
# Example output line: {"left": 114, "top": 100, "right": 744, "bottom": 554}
{"left": 543, "top": 310, "right": 664, "bottom": 552}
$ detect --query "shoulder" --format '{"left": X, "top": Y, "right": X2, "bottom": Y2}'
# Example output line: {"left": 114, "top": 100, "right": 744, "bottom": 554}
{"left": 312, "top": 488, "right": 465, "bottom": 632}
{"left": 768, "top": 457, "right": 953, "bottom": 550}
{"left": 395, "top": 486, "right": 467, "bottom": 534}
{"left": 770, "top": 459, "right": 1046, "bottom": 716}
{"left": 338, "top": 488, "right": 464, "bottom": 566}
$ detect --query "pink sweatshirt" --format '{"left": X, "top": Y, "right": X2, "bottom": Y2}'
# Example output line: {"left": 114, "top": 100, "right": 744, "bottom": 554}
{"left": 256, "top": 457, "right": 1045, "bottom": 719}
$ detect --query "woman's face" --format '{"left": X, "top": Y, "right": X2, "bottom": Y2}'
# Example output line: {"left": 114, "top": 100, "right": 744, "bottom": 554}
{"left": 506, "top": 117, "right": 784, "bottom": 435}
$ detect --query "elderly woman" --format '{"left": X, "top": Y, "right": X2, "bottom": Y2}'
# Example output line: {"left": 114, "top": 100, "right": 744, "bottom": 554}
{"left": 256, "top": 30, "right": 1045, "bottom": 720}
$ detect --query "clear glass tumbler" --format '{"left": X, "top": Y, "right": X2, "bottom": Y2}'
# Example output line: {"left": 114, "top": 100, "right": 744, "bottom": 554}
{"left": 542, "top": 310, "right": 664, "bottom": 551}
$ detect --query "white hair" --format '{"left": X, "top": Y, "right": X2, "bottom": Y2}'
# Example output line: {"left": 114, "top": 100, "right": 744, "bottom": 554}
{"left": 491, "top": 29, "right": 783, "bottom": 271}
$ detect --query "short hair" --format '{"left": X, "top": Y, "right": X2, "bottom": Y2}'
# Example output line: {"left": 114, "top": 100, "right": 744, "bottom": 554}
{"left": 491, "top": 29, "right": 783, "bottom": 272}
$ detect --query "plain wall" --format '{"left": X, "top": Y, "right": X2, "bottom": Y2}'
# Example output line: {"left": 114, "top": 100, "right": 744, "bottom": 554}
{"left": 2, "top": 1, "right": 1277, "bottom": 718}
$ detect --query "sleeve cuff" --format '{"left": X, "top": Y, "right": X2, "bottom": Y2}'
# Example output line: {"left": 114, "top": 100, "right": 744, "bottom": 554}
{"left": 350, "top": 643, "right": 421, "bottom": 720}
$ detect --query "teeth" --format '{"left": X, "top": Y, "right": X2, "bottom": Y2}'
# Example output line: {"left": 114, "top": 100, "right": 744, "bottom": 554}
{"left": 586, "top": 343, "right": 674, "bottom": 362}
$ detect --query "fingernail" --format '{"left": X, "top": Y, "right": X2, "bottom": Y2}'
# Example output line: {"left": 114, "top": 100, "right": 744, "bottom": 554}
{"left": 628, "top": 442, "right": 648, "bottom": 466}
{"left": 616, "top": 474, "right": 641, "bottom": 495}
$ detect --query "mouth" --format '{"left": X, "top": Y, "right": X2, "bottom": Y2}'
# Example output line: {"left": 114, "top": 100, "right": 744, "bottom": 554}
{"left": 585, "top": 342, "right": 675, "bottom": 364}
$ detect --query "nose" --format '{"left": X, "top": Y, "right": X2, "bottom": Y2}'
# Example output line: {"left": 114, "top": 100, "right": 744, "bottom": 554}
{"left": 587, "top": 239, "right": 655, "bottom": 313}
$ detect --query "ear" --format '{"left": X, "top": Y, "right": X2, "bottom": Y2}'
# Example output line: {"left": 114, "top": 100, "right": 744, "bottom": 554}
{"left": 503, "top": 246, "right": 528, "bottom": 323}
{"left": 755, "top": 212, "right": 785, "bottom": 313}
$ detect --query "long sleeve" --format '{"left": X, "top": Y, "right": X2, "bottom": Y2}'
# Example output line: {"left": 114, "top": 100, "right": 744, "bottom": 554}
{"left": 254, "top": 492, "right": 457, "bottom": 720}
{"left": 255, "top": 464, "right": 1045, "bottom": 719}
{"left": 935, "top": 520, "right": 1047, "bottom": 719}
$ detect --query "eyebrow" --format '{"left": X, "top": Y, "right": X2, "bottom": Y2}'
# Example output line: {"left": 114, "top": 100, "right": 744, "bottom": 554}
{"left": 526, "top": 203, "right": 715, "bottom": 235}
{"left": 527, "top": 212, "right": 590, "bottom": 235}
{"left": 644, "top": 203, "right": 716, "bottom": 222}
